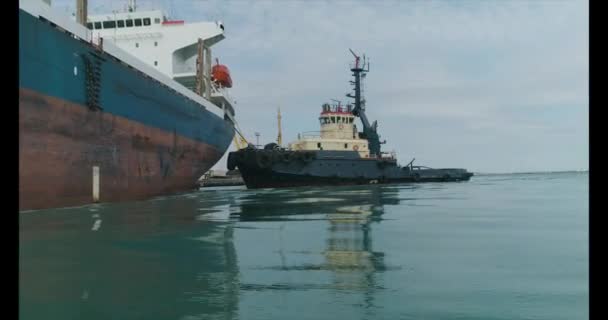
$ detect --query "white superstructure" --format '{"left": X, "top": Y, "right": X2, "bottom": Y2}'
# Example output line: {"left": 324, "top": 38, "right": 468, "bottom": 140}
{"left": 289, "top": 103, "right": 371, "bottom": 158}
{"left": 21, "top": 0, "right": 235, "bottom": 120}
{"left": 87, "top": 10, "right": 222, "bottom": 86}
{"left": 86, "top": 6, "right": 235, "bottom": 115}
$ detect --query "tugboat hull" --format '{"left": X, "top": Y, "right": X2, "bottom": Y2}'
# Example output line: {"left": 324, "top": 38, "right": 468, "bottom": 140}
{"left": 228, "top": 149, "right": 473, "bottom": 189}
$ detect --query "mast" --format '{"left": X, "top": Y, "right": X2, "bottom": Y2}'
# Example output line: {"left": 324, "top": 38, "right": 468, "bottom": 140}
{"left": 128, "top": 0, "right": 137, "bottom": 12}
{"left": 76, "top": 0, "right": 87, "bottom": 25}
{"left": 346, "top": 49, "right": 382, "bottom": 157}
{"left": 277, "top": 107, "right": 283, "bottom": 147}
{"left": 196, "top": 39, "right": 204, "bottom": 96}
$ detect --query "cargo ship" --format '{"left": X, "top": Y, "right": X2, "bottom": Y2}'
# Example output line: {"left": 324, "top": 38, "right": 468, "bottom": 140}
{"left": 19, "top": 0, "right": 237, "bottom": 211}
{"left": 227, "top": 50, "right": 473, "bottom": 188}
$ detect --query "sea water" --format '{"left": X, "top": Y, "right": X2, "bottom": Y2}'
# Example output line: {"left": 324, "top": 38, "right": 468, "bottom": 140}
{"left": 19, "top": 172, "right": 588, "bottom": 320}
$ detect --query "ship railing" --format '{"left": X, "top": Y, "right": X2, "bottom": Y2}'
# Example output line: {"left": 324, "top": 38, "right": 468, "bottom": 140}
{"left": 321, "top": 103, "right": 353, "bottom": 114}
{"left": 210, "top": 85, "right": 236, "bottom": 115}
{"left": 380, "top": 151, "right": 396, "bottom": 160}
{"left": 109, "top": 32, "right": 163, "bottom": 41}
{"left": 299, "top": 131, "right": 321, "bottom": 139}
{"left": 212, "top": 84, "right": 234, "bottom": 103}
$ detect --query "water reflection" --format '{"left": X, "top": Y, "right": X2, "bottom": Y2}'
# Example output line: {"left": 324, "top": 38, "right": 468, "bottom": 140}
{"left": 20, "top": 185, "right": 401, "bottom": 320}
{"left": 20, "top": 174, "right": 590, "bottom": 320}
{"left": 232, "top": 185, "right": 400, "bottom": 220}
{"left": 231, "top": 185, "right": 401, "bottom": 312}
{"left": 20, "top": 196, "right": 240, "bottom": 320}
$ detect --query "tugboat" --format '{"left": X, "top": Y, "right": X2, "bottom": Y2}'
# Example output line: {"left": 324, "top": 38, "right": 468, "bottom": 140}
{"left": 227, "top": 50, "right": 473, "bottom": 188}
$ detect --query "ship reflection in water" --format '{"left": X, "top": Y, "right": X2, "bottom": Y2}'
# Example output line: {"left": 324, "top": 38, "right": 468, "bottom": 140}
{"left": 228, "top": 185, "right": 402, "bottom": 317}
{"left": 19, "top": 196, "right": 241, "bottom": 320}
{"left": 20, "top": 173, "right": 588, "bottom": 320}
{"left": 19, "top": 184, "right": 401, "bottom": 320}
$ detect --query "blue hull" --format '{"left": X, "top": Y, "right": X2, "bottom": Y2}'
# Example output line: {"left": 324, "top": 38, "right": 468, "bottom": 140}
{"left": 19, "top": 9, "right": 234, "bottom": 150}
{"left": 19, "top": 8, "right": 235, "bottom": 210}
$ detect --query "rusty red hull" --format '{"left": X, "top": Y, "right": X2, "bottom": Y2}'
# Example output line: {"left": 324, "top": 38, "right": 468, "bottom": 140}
{"left": 19, "top": 88, "right": 223, "bottom": 211}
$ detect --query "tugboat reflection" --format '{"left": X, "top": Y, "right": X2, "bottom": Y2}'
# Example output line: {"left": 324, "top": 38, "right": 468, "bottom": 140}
{"left": 233, "top": 184, "right": 400, "bottom": 220}
{"left": 233, "top": 185, "right": 401, "bottom": 301}
{"left": 20, "top": 185, "right": 403, "bottom": 320}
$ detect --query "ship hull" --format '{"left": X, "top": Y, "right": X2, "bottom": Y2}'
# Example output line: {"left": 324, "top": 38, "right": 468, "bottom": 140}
{"left": 19, "top": 8, "right": 234, "bottom": 211}
{"left": 228, "top": 149, "right": 473, "bottom": 189}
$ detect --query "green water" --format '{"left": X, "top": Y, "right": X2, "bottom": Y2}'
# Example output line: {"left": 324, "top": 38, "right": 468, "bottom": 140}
{"left": 19, "top": 172, "right": 588, "bottom": 320}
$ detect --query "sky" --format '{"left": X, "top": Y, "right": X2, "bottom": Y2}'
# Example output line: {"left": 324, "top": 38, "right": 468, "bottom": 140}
{"left": 52, "top": 0, "right": 588, "bottom": 173}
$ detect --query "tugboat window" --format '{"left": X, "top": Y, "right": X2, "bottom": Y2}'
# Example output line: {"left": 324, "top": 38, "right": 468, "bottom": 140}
{"left": 154, "top": 18, "right": 161, "bottom": 24}
{"left": 86, "top": 22, "right": 93, "bottom": 29}
{"left": 344, "top": 143, "right": 348, "bottom": 149}
{"left": 126, "top": 19, "right": 133, "bottom": 27}
{"left": 134, "top": 18, "right": 142, "bottom": 26}
{"left": 317, "top": 143, "right": 321, "bottom": 148}
{"left": 143, "top": 18, "right": 151, "bottom": 26}
{"left": 94, "top": 22, "right": 101, "bottom": 29}
{"left": 117, "top": 20, "right": 125, "bottom": 28}
{"left": 331, "top": 117, "right": 336, "bottom": 123}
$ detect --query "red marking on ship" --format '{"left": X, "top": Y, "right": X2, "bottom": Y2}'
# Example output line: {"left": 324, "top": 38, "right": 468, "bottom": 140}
{"left": 162, "top": 20, "right": 184, "bottom": 25}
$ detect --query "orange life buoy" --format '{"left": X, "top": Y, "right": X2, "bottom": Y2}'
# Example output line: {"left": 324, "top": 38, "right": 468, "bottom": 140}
{"left": 353, "top": 145, "right": 359, "bottom": 151}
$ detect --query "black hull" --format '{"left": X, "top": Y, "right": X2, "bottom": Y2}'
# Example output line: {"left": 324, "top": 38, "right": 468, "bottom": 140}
{"left": 228, "top": 148, "right": 473, "bottom": 189}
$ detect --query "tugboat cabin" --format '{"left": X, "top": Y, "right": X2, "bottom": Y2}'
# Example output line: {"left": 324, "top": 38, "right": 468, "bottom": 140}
{"left": 289, "top": 103, "right": 371, "bottom": 158}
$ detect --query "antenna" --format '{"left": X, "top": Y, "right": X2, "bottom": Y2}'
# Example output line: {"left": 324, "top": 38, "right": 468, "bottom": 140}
{"left": 128, "top": 0, "right": 136, "bottom": 12}
{"left": 277, "top": 107, "right": 283, "bottom": 147}
{"left": 349, "top": 48, "right": 360, "bottom": 68}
